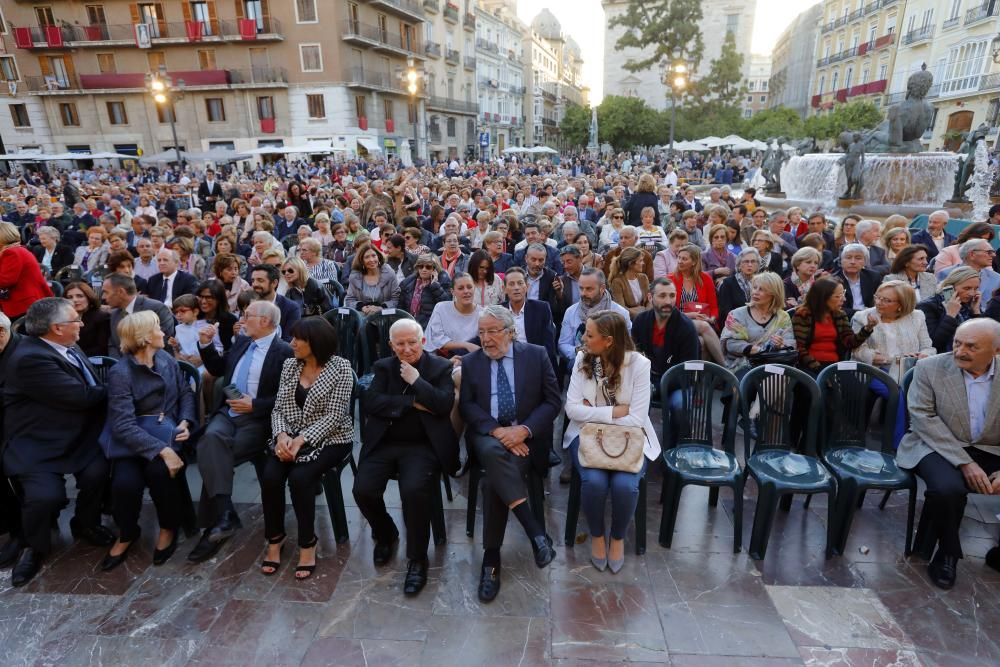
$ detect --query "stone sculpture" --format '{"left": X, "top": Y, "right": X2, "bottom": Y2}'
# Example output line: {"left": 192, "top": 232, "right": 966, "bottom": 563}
{"left": 951, "top": 123, "right": 990, "bottom": 203}
{"left": 854, "top": 64, "right": 935, "bottom": 153}
{"left": 839, "top": 132, "right": 865, "bottom": 200}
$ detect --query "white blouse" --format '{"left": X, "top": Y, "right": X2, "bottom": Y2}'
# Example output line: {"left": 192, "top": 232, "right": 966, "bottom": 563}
{"left": 850, "top": 308, "right": 936, "bottom": 366}
{"left": 423, "top": 302, "right": 482, "bottom": 352}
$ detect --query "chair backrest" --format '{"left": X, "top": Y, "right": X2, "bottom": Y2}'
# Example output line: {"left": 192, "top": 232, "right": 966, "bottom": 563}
{"left": 176, "top": 359, "right": 203, "bottom": 423}
{"left": 87, "top": 355, "right": 118, "bottom": 385}
{"left": 363, "top": 309, "right": 414, "bottom": 372}
{"left": 10, "top": 316, "right": 26, "bottom": 335}
{"left": 816, "top": 361, "right": 899, "bottom": 456}
{"left": 47, "top": 280, "right": 64, "bottom": 297}
{"left": 660, "top": 361, "right": 740, "bottom": 454}
{"left": 323, "top": 280, "right": 346, "bottom": 308}
{"left": 739, "top": 364, "right": 821, "bottom": 457}
{"left": 323, "top": 307, "right": 366, "bottom": 374}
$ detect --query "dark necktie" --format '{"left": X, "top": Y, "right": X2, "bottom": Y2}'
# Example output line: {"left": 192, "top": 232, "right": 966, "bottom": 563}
{"left": 496, "top": 359, "right": 515, "bottom": 427}
{"left": 67, "top": 347, "right": 98, "bottom": 387}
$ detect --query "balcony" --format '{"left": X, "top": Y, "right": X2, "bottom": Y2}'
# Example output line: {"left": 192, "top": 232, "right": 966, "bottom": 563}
{"left": 902, "top": 24, "right": 934, "bottom": 46}
{"left": 423, "top": 0, "right": 439, "bottom": 12}
{"left": 463, "top": 56, "right": 476, "bottom": 70}
{"left": 341, "top": 20, "right": 422, "bottom": 58}
{"left": 943, "top": 15, "right": 961, "bottom": 29}
{"left": 12, "top": 18, "right": 281, "bottom": 49}
{"left": 509, "top": 84, "right": 526, "bottom": 95}
{"left": 228, "top": 67, "right": 289, "bottom": 87}
{"left": 445, "top": 48, "right": 460, "bottom": 64}
{"left": 427, "top": 96, "right": 478, "bottom": 114}
{"left": 463, "top": 13, "right": 476, "bottom": 30}
{"left": 966, "top": 3, "right": 1000, "bottom": 25}
{"left": 476, "top": 37, "right": 499, "bottom": 54}
{"left": 443, "top": 3, "right": 459, "bottom": 22}
{"left": 21, "top": 67, "right": 286, "bottom": 94}
{"left": 981, "top": 72, "right": 1000, "bottom": 92}
{"left": 366, "top": 0, "right": 425, "bottom": 22}
{"left": 541, "top": 117, "right": 556, "bottom": 127}
{"left": 344, "top": 67, "right": 408, "bottom": 94}
{"left": 425, "top": 41, "right": 441, "bottom": 57}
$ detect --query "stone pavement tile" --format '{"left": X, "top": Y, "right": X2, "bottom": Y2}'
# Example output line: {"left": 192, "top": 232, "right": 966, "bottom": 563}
{"left": 195, "top": 598, "right": 324, "bottom": 667}
{"left": 647, "top": 550, "right": 800, "bottom": 659}
{"left": 300, "top": 637, "right": 424, "bottom": 667}
{"left": 0, "top": 593, "right": 117, "bottom": 667}
{"left": 419, "top": 614, "right": 550, "bottom": 666}
{"left": 670, "top": 655, "right": 804, "bottom": 666}
{"left": 93, "top": 574, "right": 231, "bottom": 640}
{"left": 18, "top": 537, "right": 144, "bottom": 596}
{"left": 550, "top": 578, "right": 668, "bottom": 663}
{"left": 36, "top": 635, "right": 200, "bottom": 667}
{"left": 766, "top": 585, "right": 913, "bottom": 650}
{"left": 798, "top": 647, "right": 923, "bottom": 667}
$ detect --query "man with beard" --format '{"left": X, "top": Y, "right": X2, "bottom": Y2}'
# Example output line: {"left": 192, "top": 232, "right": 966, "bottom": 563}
{"left": 557, "top": 268, "right": 631, "bottom": 368}
{"left": 361, "top": 180, "right": 395, "bottom": 227}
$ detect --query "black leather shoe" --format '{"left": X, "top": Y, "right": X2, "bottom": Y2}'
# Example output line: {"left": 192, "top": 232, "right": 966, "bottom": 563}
{"left": 187, "top": 530, "right": 224, "bottom": 563}
{"left": 0, "top": 536, "right": 24, "bottom": 568}
{"left": 70, "top": 519, "right": 115, "bottom": 547}
{"left": 928, "top": 553, "right": 958, "bottom": 590}
{"left": 403, "top": 558, "right": 429, "bottom": 596}
{"left": 986, "top": 546, "right": 1000, "bottom": 573}
{"left": 478, "top": 564, "right": 501, "bottom": 602}
{"left": 11, "top": 548, "right": 43, "bottom": 587}
{"left": 530, "top": 534, "right": 556, "bottom": 568}
{"left": 100, "top": 536, "right": 138, "bottom": 572}
{"left": 153, "top": 531, "right": 179, "bottom": 566}
{"left": 207, "top": 510, "right": 242, "bottom": 544}
{"left": 373, "top": 533, "right": 398, "bottom": 566}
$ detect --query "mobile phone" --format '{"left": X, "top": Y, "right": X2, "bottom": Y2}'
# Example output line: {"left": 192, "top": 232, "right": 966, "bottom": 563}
{"left": 941, "top": 286, "right": 955, "bottom": 302}
{"left": 222, "top": 384, "right": 243, "bottom": 400}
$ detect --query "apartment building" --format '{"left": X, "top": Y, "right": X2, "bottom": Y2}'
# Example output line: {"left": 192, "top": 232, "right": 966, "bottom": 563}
{"left": 743, "top": 54, "right": 771, "bottom": 118}
{"left": 810, "top": 0, "right": 906, "bottom": 114}
{"left": 474, "top": 0, "right": 525, "bottom": 157}
{"left": 524, "top": 9, "right": 586, "bottom": 148}
{"left": 769, "top": 4, "right": 822, "bottom": 118}
{"left": 421, "top": 0, "right": 478, "bottom": 161}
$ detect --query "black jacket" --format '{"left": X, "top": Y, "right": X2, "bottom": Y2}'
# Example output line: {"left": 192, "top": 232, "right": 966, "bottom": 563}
{"left": 360, "top": 353, "right": 460, "bottom": 475}
{"left": 200, "top": 333, "right": 293, "bottom": 420}
{"left": 31, "top": 244, "right": 75, "bottom": 274}
{"left": 146, "top": 270, "right": 200, "bottom": 304}
{"left": 832, "top": 268, "right": 880, "bottom": 319}
{"left": 623, "top": 191, "right": 660, "bottom": 228}
{"left": 917, "top": 295, "right": 979, "bottom": 352}
{"left": 398, "top": 275, "right": 449, "bottom": 327}
{"left": 717, "top": 275, "right": 751, "bottom": 328}
{"left": 631, "top": 308, "right": 700, "bottom": 385}
{"left": 284, "top": 277, "right": 332, "bottom": 317}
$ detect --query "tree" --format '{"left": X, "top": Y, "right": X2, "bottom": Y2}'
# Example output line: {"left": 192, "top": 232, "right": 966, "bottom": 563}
{"left": 559, "top": 103, "right": 591, "bottom": 148}
{"left": 804, "top": 101, "right": 882, "bottom": 140}
{"left": 609, "top": 0, "right": 705, "bottom": 74}
{"left": 690, "top": 31, "right": 745, "bottom": 108}
{"left": 597, "top": 95, "right": 660, "bottom": 149}
{"left": 743, "top": 107, "right": 805, "bottom": 140}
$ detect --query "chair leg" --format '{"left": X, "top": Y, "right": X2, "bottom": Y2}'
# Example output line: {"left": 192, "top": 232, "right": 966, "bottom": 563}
{"left": 856, "top": 489, "right": 867, "bottom": 509}
{"left": 466, "top": 466, "right": 480, "bottom": 539}
{"left": 431, "top": 473, "right": 447, "bottom": 546}
{"left": 780, "top": 494, "right": 794, "bottom": 512}
{"left": 749, "top": 483, "right": 780, "bottom": 561}
{"left": 826, "top": 485, "right": 839, "bottom": 560}
{"left": 832, "top": 480, "right": 860, "bottom": 557}
{"left": 708, "top": 486, "right": 720, "bottom": 508}
{"left": 634, "top": 476, "right": 646, "bottom": 555}
{"left": 878, "top": 490, "right": 892, "bottom": 510}
{"left": 657, "top": 472, "right": 682, "bottom": 549}
{"left": 322, "top": 469, "right": 350, "bottom": 544}
{"left": 732, "top": 479, "right": 744, "bottom": 554}
{"left": 442, "top": 474, "right": 454, "bottom": 503}
{"left": 563, "top": 468, "right": 581, "bottom": 547}
{"left": 904, "top": 481, "right": 917, "bottom": 557}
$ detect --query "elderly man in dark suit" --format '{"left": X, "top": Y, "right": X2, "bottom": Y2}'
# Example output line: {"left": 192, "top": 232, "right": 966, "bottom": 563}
{"left": 460, "top": 306, "right": 562, "bottom": 602}
{"left": 353, "top": 318, "right": 460, "bottom": 596}
{"left": 910, "top": 210, "right": 955, "bottom": 260}
{"left": 831, "top": 243, "right": 880, "bottom": 319}
{"left": 2, "top": 298, "right": 114, "bottom": 586}
{"left": 187, "top": 299, "right": 293, "bottom": 562}
{"left": 102, "top": 273, "right": 175, "bottom": 358}
{"left": 146, "top": 248, "right": 199, "bottom": 307}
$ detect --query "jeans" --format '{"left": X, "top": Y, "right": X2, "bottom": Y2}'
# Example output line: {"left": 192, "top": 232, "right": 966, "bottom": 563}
{"left": 651, "top": 382, "right": 687, "bottom": 447}
{"left": 868, "top": 379, "right": 906, "bottom": 449}
{"left": 569, "top": 436, "right": 647, "bottom": 540}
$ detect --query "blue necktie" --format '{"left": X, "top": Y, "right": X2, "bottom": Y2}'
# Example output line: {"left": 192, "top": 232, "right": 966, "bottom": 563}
{"left": 496, "top": 359, "right": 515, "bottom": 427}
{"left": 68, "top": 348, "right": 98, "bottom": 387}
{"left": 230, "top": 341, "right": 258, "bottom": 416}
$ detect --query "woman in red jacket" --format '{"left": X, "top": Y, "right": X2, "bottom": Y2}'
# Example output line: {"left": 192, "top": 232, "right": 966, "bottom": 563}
{"left": 0, "top": 221, "right": 53, "bottom": 319}
{"left": 669, "top": 243, "right": 724, "bottom": 364}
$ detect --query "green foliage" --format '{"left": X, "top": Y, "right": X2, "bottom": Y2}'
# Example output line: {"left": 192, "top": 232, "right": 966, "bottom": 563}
{"left": 804, "top": 101, "right": 883, "bottom": 139}
{"left": 743, "top": 107, "right": 805, "bottom": 140}
{"left": 689, "top": 31, "right": 745, "bottom": 108}
{"left": 609, "top": 0, "right": 705, "bottom": 73}
{"left": 597, "top": 95, "right": 660, "bottom": 149}
{"left": 560, "top": 103, "right": 591, "bottom": 148}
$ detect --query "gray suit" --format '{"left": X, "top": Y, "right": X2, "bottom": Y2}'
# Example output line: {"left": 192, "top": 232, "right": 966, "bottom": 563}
{"left": 109, "top": 296, "right": 176, "bottom": 358}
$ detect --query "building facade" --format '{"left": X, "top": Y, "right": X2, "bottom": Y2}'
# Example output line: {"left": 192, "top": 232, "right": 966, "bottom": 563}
{"left": 743, "top": 54, "right": 771, "bottom": 118}
{"left": 524, "top": 9, "right": 585, "bottom": 148}
{"left": 768, "top": 3, "right": 823, "bottom": 118}
{"left": 810, "top": 0, "right": 906, "bottom": 115}
{"left": 601, "top": 0, "right": 757, "bottom": 111}
{"left": 475, "top": 0, "right": 525, "bottom": 158}
{"left": 421, "top": 0, "right": 478, "bottom": 161}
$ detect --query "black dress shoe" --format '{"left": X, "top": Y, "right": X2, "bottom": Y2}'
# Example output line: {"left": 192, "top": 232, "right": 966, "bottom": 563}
{"left": 207, "top": 510, "right": 242, "bottom": 544}
{"left": 187, "top": 530, "right": 224, "bottom": 563}
{"left": 100, "top": 536, "right": 138, "bottom": 572}
{"left": 986, "top": 546, "right": 1000, "bottom": 573}
{"left": 0, "top": 536, "right": 24, "bottom": 568}
{"left": 530, "top": 534, "right": 556, "bottom": 568}
{"left": 11, "top": 548, "right": 43, "bottom": 588}
{"left": 373, "top": 533, "right": 398, "bottom": 566}
{"left": 70, "top": 520, "right": 115, "bottom": 547}
{"left": 478, "top": 564, "right": 501, "bottom": 602}
{"left": 928, "top": 553, "right": 958, "bottom": 590}
{"left": 153, "top": 531, "right": 179, "bottom": 566}
{"left": 403, "top": 558, "right": 429, "bottom": 596}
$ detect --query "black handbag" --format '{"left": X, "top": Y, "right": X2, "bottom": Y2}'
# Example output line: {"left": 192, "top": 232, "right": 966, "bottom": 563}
{"left": 748, "top": 347, "right": 798, "bottom": 367}
{"left": 99, "top": 413, "right": 177, "bottom": 460}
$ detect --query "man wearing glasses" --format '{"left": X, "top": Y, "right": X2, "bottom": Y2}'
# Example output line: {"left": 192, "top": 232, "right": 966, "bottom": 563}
{"left": 2, "top": 298, "right": 114, "bottom": 587}
{"left": 938, "top": 239, "right": 1000, "bottom": 313}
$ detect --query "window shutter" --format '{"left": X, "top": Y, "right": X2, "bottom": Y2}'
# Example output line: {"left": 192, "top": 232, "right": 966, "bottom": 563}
{"left": 234, "top": 0, "right": 244, "bottom": 20}
{"left": 155, "top": 4, "right": 167, "bottom": 36}
{"left": 129, "top": 4, "right": 140, "bottom": 24}
{"left": 182, "top": 2, "right": 192, "bottom": 21}
{"left": 207, "top": 1, "right": 220, "bottom": 35}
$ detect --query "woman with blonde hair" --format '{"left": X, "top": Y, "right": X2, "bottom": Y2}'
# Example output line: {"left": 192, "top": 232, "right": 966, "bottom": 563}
{"left": 281, "top": 257, "right": 332, "bottom": 317}
{"left": 881, "top": 226, "right": 912, "bottom": 265}
{"left": 668, "top": 244, "right": 725, "bottom": 364}
{"left": 623, "top": 173, "right": 660, "bottom": 227}
{"left": 598, "top": 207, "right": 627, "bottom": 249}
{"left": 917, "top": 265, "right": 981, "bottom": 352}
{"left": 608, "top": 247, "right": 650, "bottom": 320}
{"left": 720, "top": 272, "right": 794, "bottom": 376}
{"left": 751, "top": 229, "right": 784, "bottom": 275}
{"left": 784, "top": 246, "right": 823, "bottom": 308}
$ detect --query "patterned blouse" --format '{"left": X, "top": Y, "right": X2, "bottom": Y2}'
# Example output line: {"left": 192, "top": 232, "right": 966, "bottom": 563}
{"left": 270, "top": 356, "right": 354, "bottom": 463}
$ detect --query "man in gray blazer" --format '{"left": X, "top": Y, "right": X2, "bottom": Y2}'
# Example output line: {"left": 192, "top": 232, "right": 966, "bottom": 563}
{"left": 102, "top": 273, "right": 175, "bottom": 358}
{"left": 897, "top": 319, "right": 1000, "bottom": 589}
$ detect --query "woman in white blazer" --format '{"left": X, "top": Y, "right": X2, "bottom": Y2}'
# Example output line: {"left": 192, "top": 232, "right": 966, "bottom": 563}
{"left": 563, "top": 310, "right": 660, "bottom": 574}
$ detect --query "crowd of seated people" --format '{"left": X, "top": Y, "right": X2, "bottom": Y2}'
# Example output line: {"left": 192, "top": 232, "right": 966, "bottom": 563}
{"left": 2, "top": 162, "right": 1000, "bottom": 600}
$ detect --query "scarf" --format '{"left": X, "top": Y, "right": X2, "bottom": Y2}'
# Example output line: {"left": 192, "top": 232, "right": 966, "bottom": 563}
{"left": 578, "top": 288, "right": 615, "bottom": 321}
{"left": 735, "top": 272, "right": 753, "bottom": 302}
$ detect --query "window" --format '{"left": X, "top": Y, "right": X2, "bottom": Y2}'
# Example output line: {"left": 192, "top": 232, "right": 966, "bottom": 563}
{"left": 35, "top": 7, "right": 55, "bottom": 26}
{"left": 197, "top": 49, "right": 216, "bottom": 70}
{"left": 383, "top": 98, "right": 394, "bottom": 122}
{"left": 747, "top": 80, "right": 755, "bottom": 91}
{"left": 744, "top": 109, "right": 752, "bottom": 118}
{"left": 307, "top": 93, "right": 325, "bottom": 118}
{"left": 746, "top": 95, "right": 753, "bottom": 103}
{"left": 299, "top": 44, "right": 322, "bottom": 72}
{"left": 942, "top": 39, "right": 989, "bottom": 94}
{"left": 948, "top": 0, "right": 962, "bottom": 20}
{"left": 86, "top": 5, "right": 107, "bottom": 25}
{"left": 156, "top": 103, "right": 175, "bottom": 123}
{"left": 96, "top": 53, "right": 116, "bottom": 73}
{"left": 59, "top": 102, "right": 80, "bottom": 126}
{"left": 0, "top": 7, "right": 6, "bottom": 35}
{"left": 845, "top": 66, "right": 853, "bottom": 88}
{"left": 244, "top": 0, "right": 264, "bottom": 31}
{"left": 191, "top": 1, "right": 212, "bottom": 35}
{"left": 205, "top": 98, "right": 225, "bottom": 121}
{"left": 147, "top": 51, "right": 166, "bottom": 72}
{"left": 760, "top": 95, "right": 766, "bottom": 103}
{"left": 138, "top": 4, "right": 161, "bottom": 37}
{"left": 761, "top": 80, "right": 768, "bottom": 91}
{"left": 10, "top": 104, "right": 30, "bottom": 128}
{"left": 257, "top": 96, "right": 274, "bottom": 120}
{"left": 0, "top": 56, "right": 19, "bottom": 81}
{"left": 878, "top": 63, "right": 888, "bottom": 80}
{"left": 355, "top": 95, "right": 366, "bottom": 121}
{"left": 106, "top": 101, "right": 127, "bottom": 124}
{"left": 447, "top": 117, "right": 456, "bottom": 137}
{"left": 295, "top": 0, "right": 317, "bottom": 23}
{"left": 726, "top": 14, "right": 739, "bottom": 34}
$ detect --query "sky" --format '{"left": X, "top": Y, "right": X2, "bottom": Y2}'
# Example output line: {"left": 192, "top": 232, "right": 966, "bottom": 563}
{"left": 515, "top": 0, "right": 822, "bottom": 103}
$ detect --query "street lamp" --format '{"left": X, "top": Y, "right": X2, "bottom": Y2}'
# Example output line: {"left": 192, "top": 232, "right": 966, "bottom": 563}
{"left": 660, "top": 59, "right": 688, "bottom": 154}
{"left": 145, "top": 65, "right": 185, "bottom": 167}
{"left": 396, "top": 57, "right": 424, "bottom": 164}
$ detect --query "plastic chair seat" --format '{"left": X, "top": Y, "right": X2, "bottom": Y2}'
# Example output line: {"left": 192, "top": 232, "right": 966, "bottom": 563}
{"left": 824, "top": 447, "right": 911, "bottom": 486}
{"left": 356, "top": 373, "right": 374, "bottom": 392}
{"left": 663, "top": 445, "right": 740, "bottom": 482}
{"left": 747, "top": 451, "right": 832, "bottom": 490}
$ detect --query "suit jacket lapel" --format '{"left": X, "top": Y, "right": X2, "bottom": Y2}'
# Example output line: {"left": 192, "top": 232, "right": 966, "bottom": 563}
{"left": 979, "top": 357, "right": 1000, "bottom": 441}
{"left": 512, "top": 344, "right": 525, "bottom": 415}
{"left": 945, "top": 362, "right": 972, "bottom": 443}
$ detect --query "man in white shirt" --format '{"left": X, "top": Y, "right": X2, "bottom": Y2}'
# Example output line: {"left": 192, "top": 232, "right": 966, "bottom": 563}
{"left": 133, "top": 238, "right": 158, "bottom": 281}
{"left": 102, "top": 273, "right": 175, "bottom": 358}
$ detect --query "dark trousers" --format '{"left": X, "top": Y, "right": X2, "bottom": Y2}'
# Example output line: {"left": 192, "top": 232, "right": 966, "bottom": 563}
{"left": 914, "top": 448, "right": 1000, "bottom": 558}
{"left": 469, "top": 434, "right": 533, "bottom": 551}
{"left": 261, "top": 442, "right": 351, "bottom": 548}
{"left": 16, "top": 454, "right": 109, "bottom": 555}
{"left": 110, "top": 455, "right": 182, "bottom": 543}
{"left": 0, "top": 474, "right": 21, "bottom": 537}
{"left": 197, "top": 411, "right": 266, "bottom": 505}
{"left": 353, "top": 441, "right": 440, "bottom": 561}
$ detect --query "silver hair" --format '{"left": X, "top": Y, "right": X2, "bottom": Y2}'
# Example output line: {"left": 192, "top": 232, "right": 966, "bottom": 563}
{"left": 840, "top": 242, "right": 870, "bottom": 263}
{"left": 285, "top": 205, "right": 298, "bottom": 217}
{"left": 24, "top": 297, "right": 74, "bottom": 337}
{"left": 389, "top": 318, "right": 424, "bottom": 340}
{"left": 479, "top": 305, "right": 516, "bottom": 331}
{"left": 252, "top": 231, "right": 274, "bottom": 244}
{"left": 581, "top": 266, "right": 606, "bottom": 286}
{"left": 929, "top": 209, "right": 950, "bottom": 223}
{"left": 956, "top": 318, "right": 1000, "bottom": 348}
{"left": 36, "top": 225, "right": 60, "bottom": 241}
{"left": 526, "top": 242, "right": 548, "bottom": 255}
{"left": 959, "top": 238, "right": 990, "bottom": 262}
{"left": 563, "top": 205, "right": 578, "bottom": 216}
{"left": 0, "top": 311, "right": 10, "bottom": 330}
{"left": 855, "top": 220, "right": 878, "bottom": 237}
{"left": 618, "top": 226, "right": 637, "bottom": 238}
{"left": 247, "top": 299, "right": 281, "bottom": 327}
{"left": 156, "top": 248, "right": 180, "bottom": 262}
{"left": 769, "top": 210, "right": 787, "bottom": 222}
{"left": 737, "top": 246, "right": 761, "bottom": 268}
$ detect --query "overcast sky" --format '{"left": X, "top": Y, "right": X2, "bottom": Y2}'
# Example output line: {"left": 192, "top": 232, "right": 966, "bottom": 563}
{"left": 516, "top": 0, "right": 823, "bottom": 103}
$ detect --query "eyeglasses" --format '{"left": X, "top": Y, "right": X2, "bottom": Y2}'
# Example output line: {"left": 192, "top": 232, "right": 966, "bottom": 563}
{"left": 477, "top": 327, "right": 508, "bottom": 337}
{"left": 975, "top": 249, "right": 997, "bottom": 256}
{"left": 281, "top": 268, "right": 297, "bottom": 275}
{"left": 198, "top": 294, "right": 216, "bottom": 300}
{"left": 874, "top": 296, "right": 898, "bottom": 304}
{"left": 612, "top": 215, "right": 623, "bottom": 219}
{"left": 56, "top": 318, "right": 84, "bottom": 325}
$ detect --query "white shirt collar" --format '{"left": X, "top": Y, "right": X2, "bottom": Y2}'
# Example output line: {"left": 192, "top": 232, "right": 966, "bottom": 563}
{"left": 251, "top": 330, "right": 278, "bottom": 351}
{"left": 163, "top": 270, "right": 177, "bottom": 281}
{"left": 40, "top": 337, "right": 72, "bottom": 357}
{"left": 126, "top": 295, "right": 138, "bottom": 314}
{"left": 963, "top": 359, "right": 996, "bottom": 384}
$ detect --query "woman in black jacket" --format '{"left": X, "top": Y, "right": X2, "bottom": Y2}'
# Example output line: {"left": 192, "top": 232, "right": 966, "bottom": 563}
{"left": 398, "top": 255, "right": 449, "bottom": 327}
{"left": 64, "top": 281, "right": 111, "bottom": 357}
{"left": 31, "top": 226, "right": 74, "bottom": 276}
{"left": 917, "top": 266, "right": 981, "bottom": 352}
{"left": 623, "top": 173, "right": 660, "bottom": 228}
{"left": 281, "top": 257, "right": 332, "bottom": 317}
{"left": 717, "top": 248, "right": 760, "bottom": 327}
{"left": 287, "top": 182, "right": 313, "bottom": 219}
{"left": 196, "top": 279, "right": 238, "bottom": 351}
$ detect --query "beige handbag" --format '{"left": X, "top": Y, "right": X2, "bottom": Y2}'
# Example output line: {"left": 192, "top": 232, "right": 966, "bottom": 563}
{"left": 576, "top": 360, "right": 645, "bottom": 473}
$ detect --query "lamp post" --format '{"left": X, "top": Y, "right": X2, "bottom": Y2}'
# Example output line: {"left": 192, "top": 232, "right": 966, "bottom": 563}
{"left": 397, "top": 57, "right": 424, "bottom": 165}
{"left": 660, "top": 59, "right": 688, "bottom": 155}
{"left": 145, "top": 65, "right": 185, "bottom": 167}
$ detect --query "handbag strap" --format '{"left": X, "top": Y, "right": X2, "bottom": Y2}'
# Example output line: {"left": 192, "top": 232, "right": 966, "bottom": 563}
{"left": 595, "top": 427, "right": 630, "bottom": 458}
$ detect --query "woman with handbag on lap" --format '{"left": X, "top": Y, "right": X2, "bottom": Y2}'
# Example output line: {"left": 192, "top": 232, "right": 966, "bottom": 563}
{"left": 668, "top": 243, "right": 725, "bottom": 364}
{"left": 720, "top": 272, "right": 795, "bottom": 378}
{"left": 563, "top": 310, "right": 660, "bottom": 574}
{"left": 102, "top": 311, "right": 196, "bottom": 570}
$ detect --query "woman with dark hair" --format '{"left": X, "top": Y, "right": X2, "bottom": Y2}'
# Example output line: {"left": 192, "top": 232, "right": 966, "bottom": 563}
{"left": 934, "top": 221, "right": 995, "bottom": 275}
{"left": 437, "top": 232, "right": 469, "bottom": 279}
{"left": 345, "top": 244, "right": 400, "bottom": 315}
{"left": 212, "top": 253, "right": 252, "bottom": 312}
{"left": 399, "top": 255, "right": 449, "bottom": 327}
{"left": 324, "top": 223, "right": 353, "bottom": 267}
{"left": 792, "top": 277, "right": 878, "bottom": 375}
{"left": 64, "top": 281, "right": 111, "bottom": 357}
{"left": 287, "top": 182, "right": 313, "bottom": 219}
{"left": 260, "top": 317, "right": 354, "bottom": 580}
{"left": 468, "top": 249, "right": 504, "bottom": 307}
{"left": 196, "top": 279, "right": 237, "bottom": 351}
{"left": 885, "top": 245, "right": 937, "bottom": 301}
{"left": 563, "top": 310, "right": 659, "bottom": 573}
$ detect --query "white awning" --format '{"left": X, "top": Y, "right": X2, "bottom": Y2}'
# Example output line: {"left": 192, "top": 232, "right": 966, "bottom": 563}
{"left": 357, "top": 137, "right": 382, "bottom": 152}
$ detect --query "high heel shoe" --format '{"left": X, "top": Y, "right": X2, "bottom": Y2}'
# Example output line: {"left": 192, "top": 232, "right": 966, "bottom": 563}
{"left": 590, "top": 535, "right": 607, "bottom": 572}
{"left": 260, "top": 534, "right": 286, "bottom": 576}
{"left": 152, "top": 530, "right": 179, "bottom": 566}
{"left": 608, "top": 538, "right": 625, "bottom": 574}
{"left": 100, "top": 531, "right": 139, "bottom": 572}
{"left": 295, "top": 536, "right": 318, "bottom": 580}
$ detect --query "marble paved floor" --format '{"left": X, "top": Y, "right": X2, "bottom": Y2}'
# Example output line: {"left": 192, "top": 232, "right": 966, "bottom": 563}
{"left": 3, "top": 432, "right": 1000, "bottom": 667}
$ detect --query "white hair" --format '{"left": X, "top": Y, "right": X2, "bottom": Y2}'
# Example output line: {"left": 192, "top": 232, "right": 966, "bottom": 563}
{"left": 389, "top": 318, "right": 424, "bottom": 340}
